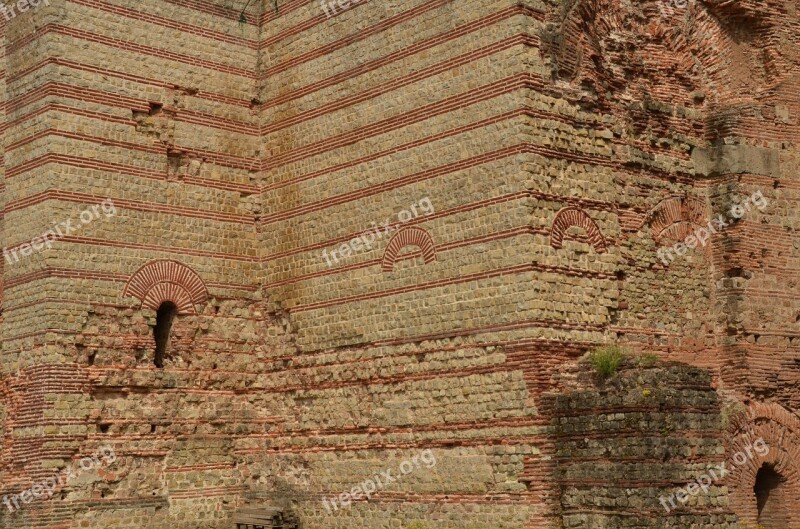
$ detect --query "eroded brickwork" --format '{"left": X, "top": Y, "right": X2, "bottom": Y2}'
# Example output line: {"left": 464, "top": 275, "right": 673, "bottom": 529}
{"left": 0, "top": 0, "right": 799, "bottom": 528}
{"left": 547, "top": 360, "right": 739, "bottom": 529}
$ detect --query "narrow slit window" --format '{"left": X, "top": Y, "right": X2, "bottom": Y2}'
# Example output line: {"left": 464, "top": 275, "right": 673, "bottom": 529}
{"left": 153, "top": 301, "right": 178, "bottom": 368}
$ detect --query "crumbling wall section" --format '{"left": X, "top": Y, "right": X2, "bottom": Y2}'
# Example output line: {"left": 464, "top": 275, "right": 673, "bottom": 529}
{"left": 547, "top": 359, "right": 740, "bottom": 529}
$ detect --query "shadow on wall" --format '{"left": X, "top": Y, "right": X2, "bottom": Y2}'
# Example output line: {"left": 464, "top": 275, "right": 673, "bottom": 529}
{"left": 754, "top": 463, "right": 790, "bottom": 529}
{"left": 544, "top": 353, "right": 740, "bottom": 528}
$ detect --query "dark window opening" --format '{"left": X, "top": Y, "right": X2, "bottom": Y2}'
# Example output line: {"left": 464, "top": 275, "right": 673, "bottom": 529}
{"left": 153, "top": 301, "right": 178, "bottom": 368}
{"left": 755, "top": 465, "right": 781, "bottom": 515}
{"left": 754, "top": 463, "right": 789, "bottom": 528}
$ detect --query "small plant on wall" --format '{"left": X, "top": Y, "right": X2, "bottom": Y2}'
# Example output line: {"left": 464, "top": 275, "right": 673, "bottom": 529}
{"left": 588, "top": 344, "right": 626, "bottom": 378}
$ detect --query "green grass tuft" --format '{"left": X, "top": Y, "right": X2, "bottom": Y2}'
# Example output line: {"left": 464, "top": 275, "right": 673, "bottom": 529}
{"left": 589, "top": 345, "right": 626, "bottom": 377}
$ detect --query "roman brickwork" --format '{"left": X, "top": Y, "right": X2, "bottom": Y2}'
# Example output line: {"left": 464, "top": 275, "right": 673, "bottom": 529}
{"left": 0, "top": 1, "right": 266, "bottom": 527}
{"left": 0, "top": 0, "right": 799, "bottom": 528}
{"left": 547, "top": 360, "right": 740, "bottom": 529}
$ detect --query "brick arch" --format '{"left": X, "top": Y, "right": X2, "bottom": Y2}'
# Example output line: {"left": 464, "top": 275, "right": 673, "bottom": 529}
{"left": 549, "top": 207, "right": 607, "bottom": 253}
{"left": 381, "top": 227, "right": 436, "bottom": 272}
{"left": 123, "top": 260, "right": 207, "bottom": 314}
{"left": 646, "top": 196, "right": 707, "bottom": 245}
{"left": 725, "top": 401, "right": 800, "bottom": 528}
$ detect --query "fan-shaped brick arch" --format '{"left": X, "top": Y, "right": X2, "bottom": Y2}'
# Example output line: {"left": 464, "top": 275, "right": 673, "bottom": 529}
{"left": 725, "top": 401, "right": 800, "bottom": 528}
{"left": 646, "top": 196, "right": 707, "bottom": 244}
{"left": 381, "top": 227, "right": 436, "bottom": 272}
{"left": 123, "top": 260, "right": 208, "bottom": 314}
{"left": 550, "top": 207, "right": 607, "bottom": 253}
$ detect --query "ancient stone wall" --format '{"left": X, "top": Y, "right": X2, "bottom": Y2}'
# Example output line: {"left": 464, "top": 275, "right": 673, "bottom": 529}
{"left": 253, "top": 0, "right": 564, "bottom": 526}
{"left": 547, "top": 359, "right": 739, "bottom": 529}
{"left": 0, "top": 0, "right": 799, "bottom": 528}
{"left": 0, "top": 0, "right": 267, "bottom": 527}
